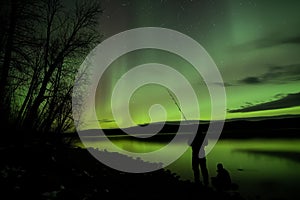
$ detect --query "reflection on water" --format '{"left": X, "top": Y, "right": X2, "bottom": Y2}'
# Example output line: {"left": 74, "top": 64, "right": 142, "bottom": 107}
{"left": 76, "top": 136, "right": 300, "bottom": 200}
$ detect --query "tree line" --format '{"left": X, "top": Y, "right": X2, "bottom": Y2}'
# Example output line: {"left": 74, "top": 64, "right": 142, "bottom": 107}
{"left": 0, "top": 0, "right": 102, "bottom": 141}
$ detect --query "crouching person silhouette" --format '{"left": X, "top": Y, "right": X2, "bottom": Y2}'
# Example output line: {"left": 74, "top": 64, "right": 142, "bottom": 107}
{"left": 189, "top": 131, "right": 209, "bottom": 186}
{"left": 211, "top": 163, "right": 232, "bottom": 191}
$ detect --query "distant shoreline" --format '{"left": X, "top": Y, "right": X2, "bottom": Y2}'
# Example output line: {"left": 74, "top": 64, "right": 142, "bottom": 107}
{"left": 70, "top": 115, "right": 300, "bottom": 140}
{"left": 64, "top": 129, "right": 300, "bottom": 147}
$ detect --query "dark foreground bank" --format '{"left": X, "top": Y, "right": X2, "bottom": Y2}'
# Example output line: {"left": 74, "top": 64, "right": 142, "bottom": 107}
{"left": 0, "top": 142, "right": 244, "bottom": 200}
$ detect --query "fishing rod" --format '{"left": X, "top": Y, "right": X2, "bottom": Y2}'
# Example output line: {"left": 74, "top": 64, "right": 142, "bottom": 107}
{"left": 165, "top": 88, "right": 188, "bottom": 122}
{"left": 165, "top": 88, "right": 200, "bottom": 147}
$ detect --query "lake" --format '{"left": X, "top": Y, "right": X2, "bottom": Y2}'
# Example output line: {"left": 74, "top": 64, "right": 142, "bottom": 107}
{"left": 76, "top": 135, "right": 300, "bottom": 200}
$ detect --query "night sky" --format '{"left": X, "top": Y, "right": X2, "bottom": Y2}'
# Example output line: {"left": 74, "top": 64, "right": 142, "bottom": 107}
{"left": 83, "top": 0, "right": 300, "bottom": 129}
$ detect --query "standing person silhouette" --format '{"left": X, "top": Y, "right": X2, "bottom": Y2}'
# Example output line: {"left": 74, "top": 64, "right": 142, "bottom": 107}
{"left": 189, "top": 131, "right": 209, "bottom": 186}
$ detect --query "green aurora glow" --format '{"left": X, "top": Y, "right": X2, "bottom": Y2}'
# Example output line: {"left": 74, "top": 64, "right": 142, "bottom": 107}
{"left": 87, "top": 0, "right": 300, "bottom": 129}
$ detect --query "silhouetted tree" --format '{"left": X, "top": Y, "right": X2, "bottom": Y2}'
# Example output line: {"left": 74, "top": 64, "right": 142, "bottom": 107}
{"left": 0, "top": 0, "right": 19, "bottom": 128}
{"left": 0, "top": 0, "right": 40, "bottom": 132}
{"left": 0, "top": 0, "right": 102, "bottom": 140}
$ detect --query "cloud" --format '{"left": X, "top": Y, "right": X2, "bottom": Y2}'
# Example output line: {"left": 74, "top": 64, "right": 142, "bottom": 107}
{"left": 229, "top": 92, "right": 300, "bottom": 113}
{"left": 255, "top": 35, "right": 300, "bottom": 49}
{"left": 262, "top": 64, "right": 300, "bottom": 82}
{"left": 239, "top": 63, "right": 300, "bottom": 85}
{"left": 98, "top": 119, "right": 116, "bottom": 123}
{"left": 211, "top": 82, "right": 234, "bottom": 87}
{"left": 281, "top": 36, "right": 300, "bottom": 45}
{"left": 199, "top": 81, "right": 234, "bottom": 88}
{"left": 232, "top": 34, "right": 300, "bottom": 51}
{"left": 240, "top": 77, "right": 262, "bottom": 84}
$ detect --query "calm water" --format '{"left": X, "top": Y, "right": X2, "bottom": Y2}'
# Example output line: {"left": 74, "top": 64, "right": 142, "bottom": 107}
{"left": 76, "top": 136, "right": 300, "bottom": 200}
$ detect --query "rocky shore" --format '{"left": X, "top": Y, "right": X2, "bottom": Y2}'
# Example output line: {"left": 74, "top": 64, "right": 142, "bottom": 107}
{"left": 0, "top": 143, "right": 244, "bottom": 200}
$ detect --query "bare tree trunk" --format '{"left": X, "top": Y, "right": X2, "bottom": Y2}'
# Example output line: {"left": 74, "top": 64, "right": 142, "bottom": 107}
{"left": 24, "top": 59, "right": 61, "bottom": 131}
{"left": 0, "top": 0, "right": 18, "bottom": 128}
{"left": 41, "top": 62, "right": 62, "bottom": 132}
{"left": 15, "top": 63, "right": 40, "bottom": 128}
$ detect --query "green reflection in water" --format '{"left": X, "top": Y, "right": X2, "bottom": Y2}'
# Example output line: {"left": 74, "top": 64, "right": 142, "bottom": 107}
{"left": 77, "top": 137, "right": 300, "bottom": 200}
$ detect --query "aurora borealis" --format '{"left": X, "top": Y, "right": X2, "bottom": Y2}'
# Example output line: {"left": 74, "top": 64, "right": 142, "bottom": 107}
{"left": 89, "top": 0, "right": 300, "bottom": 129}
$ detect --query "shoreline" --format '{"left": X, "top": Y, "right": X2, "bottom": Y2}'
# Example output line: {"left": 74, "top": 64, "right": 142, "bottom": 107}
{"left": 0, "top": 143, "right": 244, "bottom": 200}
